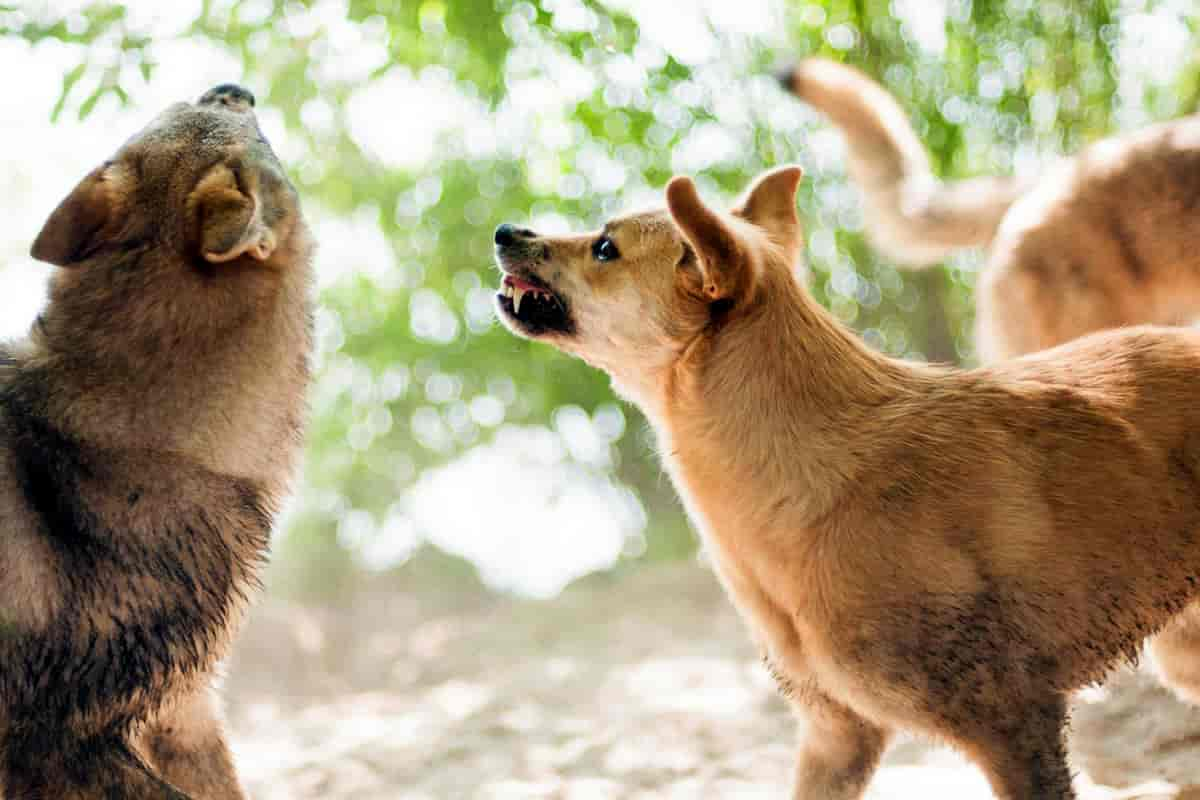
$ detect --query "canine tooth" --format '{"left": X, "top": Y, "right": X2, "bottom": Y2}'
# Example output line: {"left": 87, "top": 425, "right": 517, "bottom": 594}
{"left": 504, "top": 284, "right": 513, "bottom": 298}
{"left": 513, "top": 287, "right": 525, "bottom": 314}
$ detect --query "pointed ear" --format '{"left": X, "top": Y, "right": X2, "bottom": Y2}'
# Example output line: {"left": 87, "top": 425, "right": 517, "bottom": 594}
{"left": 733, "top": 165, "right": 804, "bottom": 251}
{"left": 31, "top": 164, "right": 129, "bottom": 267}
{"left": 666, "top": 175, "right": 744, "bottom": 300}
{"left": 188, "top": 163, "right": 277, "bottom": 263}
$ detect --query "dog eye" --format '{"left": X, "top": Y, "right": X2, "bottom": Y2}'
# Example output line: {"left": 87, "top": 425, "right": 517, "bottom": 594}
{"left": 592, "top": 236, "right": 620, "bottom": 263}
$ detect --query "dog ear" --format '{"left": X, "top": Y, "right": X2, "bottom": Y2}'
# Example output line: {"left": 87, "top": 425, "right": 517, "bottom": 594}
{"left": 31, "top": 164, "right": 127, "bottom": 267}
{"left": 733, "top": 165, "right": 804, "bottom": 253}
{"left": 666, "top": 175, "right": 744, "bottom": 301}
{"left": 188, "top": 163, "right": 277, "bottom": 263}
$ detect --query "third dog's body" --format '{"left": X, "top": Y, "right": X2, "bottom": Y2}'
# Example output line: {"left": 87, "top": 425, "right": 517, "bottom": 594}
{"left": 779, "top": 58, "right": 1200, "bottom": 362}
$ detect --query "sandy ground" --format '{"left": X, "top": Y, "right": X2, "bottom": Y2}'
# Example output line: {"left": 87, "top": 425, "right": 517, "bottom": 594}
{"left": 223, "top": 562, "right": 1200, "bottom": 799}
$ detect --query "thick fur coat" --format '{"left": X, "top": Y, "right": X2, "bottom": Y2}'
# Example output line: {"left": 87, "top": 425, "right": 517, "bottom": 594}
{"left": 0, "top": 85, "right": 313, "bottom": 798}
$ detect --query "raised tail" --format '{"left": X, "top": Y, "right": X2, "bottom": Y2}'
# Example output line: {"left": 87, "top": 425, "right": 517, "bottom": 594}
{"left": 778, "top": 58, "right": 1032, "bottom": 266}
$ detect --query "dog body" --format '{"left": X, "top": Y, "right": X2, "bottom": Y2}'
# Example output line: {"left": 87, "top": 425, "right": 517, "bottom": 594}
{"left": 0, "top": 86, "right": 313, "bottom": 797}
{"left": 783, "top": 57, "right": 1200, "bottom": 706}
{"left": 779, "top": 58, "right": 1200, "bottom": 362}
{"left": 495, "top": 167, "right": 1200, "bottom": 798}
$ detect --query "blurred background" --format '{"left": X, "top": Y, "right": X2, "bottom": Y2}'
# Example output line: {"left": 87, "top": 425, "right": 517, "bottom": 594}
{"left": 7, "top": 1, "right": 1200, "bottom": 797}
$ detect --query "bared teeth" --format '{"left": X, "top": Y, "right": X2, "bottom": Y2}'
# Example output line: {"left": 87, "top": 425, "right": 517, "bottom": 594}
{"left": 503, "top": 279, "right": 558, "bottom": 315}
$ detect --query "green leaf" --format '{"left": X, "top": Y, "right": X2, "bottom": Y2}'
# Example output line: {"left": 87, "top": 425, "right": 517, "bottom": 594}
{"left": 51, "top": 62, "right": 86, "bottom": 123}
{"left": 77, "top": 84, "right": 105, "bottom": 120}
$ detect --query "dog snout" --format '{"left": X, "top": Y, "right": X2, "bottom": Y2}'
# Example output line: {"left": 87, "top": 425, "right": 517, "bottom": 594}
{"left": 494, "top": 223, "right": 536, "bottom": 247}
{"left": 198, "top": 84, "right": 257, "bottom": 113}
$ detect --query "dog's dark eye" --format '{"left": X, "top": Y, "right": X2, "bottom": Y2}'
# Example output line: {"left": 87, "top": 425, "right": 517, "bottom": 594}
{"left": 592, "top": 236, "right": 620, "bottom": 263}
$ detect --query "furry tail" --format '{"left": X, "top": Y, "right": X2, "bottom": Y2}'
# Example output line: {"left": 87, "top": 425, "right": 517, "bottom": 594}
{"left": 777, "top": 58, "right": 1031, "bottom": 266}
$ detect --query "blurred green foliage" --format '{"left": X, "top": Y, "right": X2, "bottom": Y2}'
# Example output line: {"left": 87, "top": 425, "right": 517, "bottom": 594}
{"left": 9, "top": 0, "right": 1200, "bottom": 593}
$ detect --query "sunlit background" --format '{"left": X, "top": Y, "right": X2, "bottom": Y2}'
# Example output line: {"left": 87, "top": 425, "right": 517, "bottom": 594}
{"left": 6, "top": 1, "right": 1200, "bottom": 796}
{"left": 7, "top": 0, "right": 1198, "bottom": 598}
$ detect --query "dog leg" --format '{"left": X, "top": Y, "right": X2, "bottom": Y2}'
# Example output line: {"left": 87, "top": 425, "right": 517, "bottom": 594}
{"left": 1150, "top": 603, "right": 1200, "bottom": 704}
{"left": 6, "top": 736, "right": 193, "bottom": 800}
{"left": 134, "top": 684, "right": 247, "bottom": 800}
{"left": 957, "top": 696, "right": 1074, "bottom": 800}
{"left": 791, "top": 693, "right": 890, "bottom": 800}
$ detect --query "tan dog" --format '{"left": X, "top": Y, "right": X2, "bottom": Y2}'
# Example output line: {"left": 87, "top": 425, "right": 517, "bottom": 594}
{"left": 0, "top": 85, "right": 313, "bottom": 797}
{"left": 495, "top": 166, "right": 1200, "bottom": 798}
{"left": 781, "top": 57, "right": 1200, "bottom": 705}
{"left": 778, "top": 58, "right": 1200, "bottom": 363}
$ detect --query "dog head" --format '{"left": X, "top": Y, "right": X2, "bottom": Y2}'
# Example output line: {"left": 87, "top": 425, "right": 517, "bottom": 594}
{"left": 493, "top": 166, "right": 804, "bottom": 397}
{"left": 32, "top": 84, "right": 302, "bottom": 271}
{"left": 22, "top": 85, "right": 314, "bottom": 478}
{"left": 26, "top": 83, "right": 314, "bottom": 370}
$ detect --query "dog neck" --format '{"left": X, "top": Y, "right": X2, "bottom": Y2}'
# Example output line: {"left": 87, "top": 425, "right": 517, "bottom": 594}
{"left": 650, "top": 269, "right": 919, "bottom": 529}
{"left": 21, "top": 257, "right": 313, "bottom": 497}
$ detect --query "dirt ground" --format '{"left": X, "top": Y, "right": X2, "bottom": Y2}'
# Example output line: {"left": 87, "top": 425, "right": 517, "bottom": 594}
{"left": 224, "top": 562, "right": 1200, "bottom": 799}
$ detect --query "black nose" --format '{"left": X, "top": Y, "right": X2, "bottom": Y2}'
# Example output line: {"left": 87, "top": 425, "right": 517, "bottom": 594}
{"left": 494, "top": 223, "right": 534, "bottom": 247}
{"left": 198, "top": 84, "right": 256, "bottom": 111}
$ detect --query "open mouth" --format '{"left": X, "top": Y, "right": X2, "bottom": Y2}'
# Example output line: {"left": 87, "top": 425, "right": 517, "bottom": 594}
{"left": 494, "top": 275, "right": 573, "bottom": 338}
{"left": 495, "top": 273, "right": 573, "bottom": 336}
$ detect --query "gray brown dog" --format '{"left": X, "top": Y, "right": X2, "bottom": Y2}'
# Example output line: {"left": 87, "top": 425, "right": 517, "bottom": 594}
{"left": 778, "top": 58, "right": 1200, "bottom": 363}
{"left": 495, "top": 166, "right": 1200, "bottom": 798}
{"left": 0, "top": 85, "right": 313, "bottom": 797}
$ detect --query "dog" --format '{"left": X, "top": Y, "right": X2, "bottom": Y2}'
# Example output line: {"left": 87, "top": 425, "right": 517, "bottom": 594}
{"left": 778, "top": 57, "right": 1200, "bottom": 363}
{"left": 781, "top": 56, "right": 1200, "bottom": 707}
{"left": 0, "top": 84, "right": 313, "bottom": 797}
{"left": 494, "top": 165, "right": 1200, "bottom": 798}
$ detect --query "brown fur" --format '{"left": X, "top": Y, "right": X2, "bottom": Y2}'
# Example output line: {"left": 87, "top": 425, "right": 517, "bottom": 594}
{"left": 778, "top": 58, "right": 1200, "bottom": 362}
{"left": 494, "top": 166, "right": 1200, "bottom": 798}
{"left": 0, "top": 84, "right": 313, "bottom": 797}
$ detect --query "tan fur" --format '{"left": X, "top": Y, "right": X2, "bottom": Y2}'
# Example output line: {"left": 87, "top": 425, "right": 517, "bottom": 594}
{"left": 779, "top": 58, "right": 1200, "bottom": 362}
{"left": 784, "top": 58, "right": 1200, "bottom": 700}
{"left": 495, "top": 166, "right": 1200, "bottom": 798}
{"left": 0, "top": 85, "right": 313, "bottom": 797}
{"left": 779, "top": 58, "right": 1032, "bottom": 266}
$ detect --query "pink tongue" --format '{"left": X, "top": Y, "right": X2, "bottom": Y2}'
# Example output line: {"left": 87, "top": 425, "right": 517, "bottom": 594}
{"left": 506, "top": 275, "right": 542, "bottom": 293}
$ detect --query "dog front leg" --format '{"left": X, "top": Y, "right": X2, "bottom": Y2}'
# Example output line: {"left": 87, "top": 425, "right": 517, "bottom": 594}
{"left": 954, "top": 695, "right": 1074, "bottom": 800}
{"left": 4, "top": 736, "right": 194, "bottom": 800}
{"left": 134, "top": 683, "right": 247, "bottom": 800}
{"left": 791, "top": 692, "right": 890, "bottom": 800}
{"left": 1150, "top": 602, "right": 1200, "bottom": 704}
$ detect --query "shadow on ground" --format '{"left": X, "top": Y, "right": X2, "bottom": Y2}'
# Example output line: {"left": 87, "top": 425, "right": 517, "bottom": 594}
{"left": 224, "top": 562, "right": 1200, "bottom": 799}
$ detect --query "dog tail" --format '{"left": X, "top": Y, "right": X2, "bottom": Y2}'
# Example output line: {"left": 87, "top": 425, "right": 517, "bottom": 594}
{"left": 777, "top": 58, "right": 1032, "bottom": 266}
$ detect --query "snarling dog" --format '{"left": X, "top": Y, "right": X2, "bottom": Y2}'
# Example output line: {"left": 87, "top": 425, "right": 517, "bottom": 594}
{"left": 495, "top": 166, "right": 1200, "bottom": 799}
{"left": 778, "top": 58, "right": 1200, "bottom": 363}
{"left": 0, "top": 85, "right": 313, "bottom": 797}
